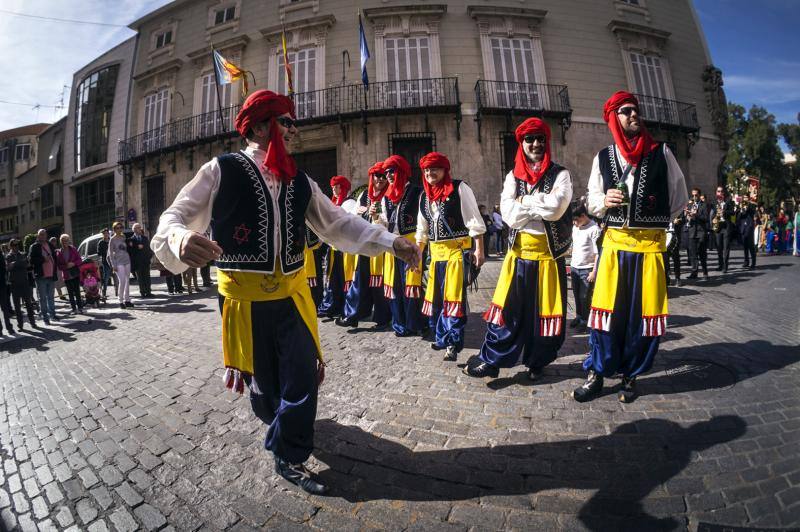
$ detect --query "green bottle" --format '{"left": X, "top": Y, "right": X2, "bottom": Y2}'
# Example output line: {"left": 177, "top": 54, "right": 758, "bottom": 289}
{"left": 616, "top": 181, "right": 629, "bottom": 207}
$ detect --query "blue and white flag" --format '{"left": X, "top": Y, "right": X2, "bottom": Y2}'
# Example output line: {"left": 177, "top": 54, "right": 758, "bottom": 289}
{"left": 359, "top": 14, "right": 370, "bottom": 89}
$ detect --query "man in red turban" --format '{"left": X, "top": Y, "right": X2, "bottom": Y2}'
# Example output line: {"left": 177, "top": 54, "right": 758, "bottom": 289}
{"left": 329, "top": 175, "right": 351, "bottom": 207}
{"left": 465, "top": 117, "right": 573, "bottom": 380}
{"left": 381, "top": 154, "right": 425, "bottom": 336}
{"left": 151, "top": 90, "right": 421, "bottom": 495}
{"left": 416, "top": 152, "right": 486, "bottom": 361}
{"left": 336, "top": 162, "right": 393, "bottom": 329}
{"left": 575, "top": 91, "right": 688, "bottom": 403}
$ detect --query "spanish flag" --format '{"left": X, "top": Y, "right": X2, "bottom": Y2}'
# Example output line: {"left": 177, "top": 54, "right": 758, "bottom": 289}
{"left": 213, "top": 49, "right": 248, "bottom": 97}
{"left": 281, "top": 29, "right": 294, "bottom": 95}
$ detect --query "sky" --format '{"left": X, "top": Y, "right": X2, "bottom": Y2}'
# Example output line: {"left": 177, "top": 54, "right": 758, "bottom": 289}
{"left": 0, "top": 0, "right": 798, "bottom": 138}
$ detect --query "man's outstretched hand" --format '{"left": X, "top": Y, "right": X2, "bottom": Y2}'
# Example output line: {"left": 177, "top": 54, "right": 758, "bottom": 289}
{"left": 179, "top": 232, "right": 223, "bottom": 268}
{"left": 392, "top": 237, "right": 422, "bottom": 271}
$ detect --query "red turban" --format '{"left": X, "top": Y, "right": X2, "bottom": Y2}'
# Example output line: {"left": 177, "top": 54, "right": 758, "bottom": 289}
{"left": 329, "top": 175, "right": 351, "bottom": 206}
{"left": 513, "top": 118, "right": 552, "bottom": 187}
{"left": 367, "top": 162, "right": 387, "bottom": 202}
{"left": 234, "top": 90, "right": 297, "bottom": 183}
{"left": 383, "top": 154, "right": 411, "bottom": 203}
{"left": 419, "top": 152, "right": 454, "bottom": 202}
{"left": 602, "top": 91, "right": 658, "bottom": 165}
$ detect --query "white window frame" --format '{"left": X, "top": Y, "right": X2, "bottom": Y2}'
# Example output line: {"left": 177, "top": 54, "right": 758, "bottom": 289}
{"left": 142, "top": 88, "right": 170, "bottom": 151}
{"left": 207, "top": 1, "right": 241, "bottom": 35}
{"left": 15, "top": 144, "right": 31, "bottom": 161}
{"left": 155, "top": 30, "right": 173, "bottom": 49}
{"left": 277, "top": 47, "right": 318, "bottom": 119}
{"left": 195, "top": 72, "right": 233, "bottom": 136}
{"left": 149, "top": 22, "right": 177, "bottom": 55}
{"left": 383, "top": 36, "right": 438, "bottom": 107}
{"left": 214, "top": 6, "right": 236, "bottom": 26}
{"left": 488, "top": 36, "right": 542, "bottom": 109}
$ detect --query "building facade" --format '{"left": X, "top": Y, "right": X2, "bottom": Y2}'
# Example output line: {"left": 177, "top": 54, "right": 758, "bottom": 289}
{"left": 17, "top": 117, "right": 67, "bottom": 241}
{"left": 63, "top": 37, "right": 136, "bottom": 246}
{"left": 119, "top": 0, "right": 728, "bottom": 225}
{"left": 0, "top": 123, "right": 50, "bottom": 243}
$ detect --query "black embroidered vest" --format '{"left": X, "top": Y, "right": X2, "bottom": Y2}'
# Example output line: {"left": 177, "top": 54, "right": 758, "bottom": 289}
{"left": 420, "top": 180, "right": 470, "bottom": 242}
{"left": 599, "top": 143, "right": 670, "bottom": 229}
{"left": 212, "top": 151, "right": 311, "bottom": 274}
{"left": 306, "top": 227, "right": 320, "bottom": 249}
{"left": 507, "top": 164, "right": 573, "bottom": 259}
{"left": 387, "top": 185, "right": 423, "bottom": 236}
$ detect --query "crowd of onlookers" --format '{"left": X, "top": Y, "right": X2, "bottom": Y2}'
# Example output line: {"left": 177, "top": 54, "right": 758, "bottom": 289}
{"left": 0, "top": 223, "right": 213, "bottom": 338}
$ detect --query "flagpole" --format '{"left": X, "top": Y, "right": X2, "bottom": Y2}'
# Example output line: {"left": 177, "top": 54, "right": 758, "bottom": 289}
{"left": 211, "top": 47, "right": 226, "bottom": 133}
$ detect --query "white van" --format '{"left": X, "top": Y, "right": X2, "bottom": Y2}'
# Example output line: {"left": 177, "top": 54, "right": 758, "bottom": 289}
{"left": 77, "top": 229, "right": 133, "bottom": 266}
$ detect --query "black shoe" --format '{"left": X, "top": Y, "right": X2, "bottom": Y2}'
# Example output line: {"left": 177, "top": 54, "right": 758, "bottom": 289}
{"left": 430, "top": 342, "right": 445, "bottom": 351}
{"left": 749, "top": 264, "right": 756, "bottom": 270}
{"left": 568, "top": 317, "right": 582, "bottom": 329}
{"left": 371, "top": 322, "right": 390, "bottom": 332}
{"left": 394, "top": 330, "right": 415, "bottom": 338}
{"left": 572, "top": 371, "right": 604, "bottom": 403}
{"left": 527, "top": 367, "right": 544, "bottom": 382}
{"left": 275, "top": 458, "right": 329, "bottom": 495}
{"left": 120, "top": 304, "right": 126, "bottom": 310}
{"left": 168, "top": 290, "right": 174, "bottom": 295}
{"left": 125, "top": 301, "right": 134, "bottom": 308}
{"left": 687, "top": 273, "right": 698, "bottom": 279}
{"left": 702, "top": 274, "right": 709, "bottom": 281}
{"left": 463, "top": 360, "right": 499, "bottom": 378}
{"left": 618, "top": 376, "right": 638, "bottom": 403}
{"left": 334, "top": 316, "right": 357, "bottom": 328}
{"left": 443, "top": 346, "right": 458, "bottom": 361}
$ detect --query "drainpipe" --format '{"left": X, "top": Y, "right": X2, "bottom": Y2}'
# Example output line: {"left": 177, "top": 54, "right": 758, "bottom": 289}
{"left": 121, "top": 33, "right": 140, "bottom": 224}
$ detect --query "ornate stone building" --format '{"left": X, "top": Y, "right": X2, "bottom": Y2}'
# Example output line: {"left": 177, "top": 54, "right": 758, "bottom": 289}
{"left": 118, "top": 0, "right": 727, "bottom": 228}
{"left": 0, "top": 123, "right": 49, "bottom": 242}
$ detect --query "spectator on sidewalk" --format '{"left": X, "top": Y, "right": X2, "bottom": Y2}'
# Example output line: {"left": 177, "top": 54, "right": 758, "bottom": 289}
{"left": 56, "top": 234, "right": 84, "bottom": 315}
{"left": 479, "top": 204, "right": 495, "bottom": 257}
{"left": 97, "top": 227, "right": 117, "bottom": 301}
{"left": 570, "top": 203, "right": 600, "bottom": 331}
{"left": 130, "top": 223, "right": 153, "bottom": 297}
{"left": 0, "top": 248, "right": 15, "bottom": 335}
{"left": 182, "top": 266, "right": 200, "bottom": 294}
{"left": 108, "top": 222, "right": 133, "bottom": 309}
{"left": 28, "top": 229, "right": 58, "bottom": 323}
{"left": 491, "top": 204, "right": 505, "bottom": 255}
{"left": 6, "top": 239, "right": 37, "bottom": 330}
{"left": 48, "top": 237, "right": 67, "bottom": 301}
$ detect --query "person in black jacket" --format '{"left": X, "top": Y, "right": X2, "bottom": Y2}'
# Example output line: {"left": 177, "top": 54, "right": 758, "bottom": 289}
{"left": 130, "top": 223, "right": 153, "bottom": 297}
{"left": 737, "top": 194, "right": 757, "bottom": 269}
{"left": 96, "top": 227, "right": 117, "bottom": 300}
{"left": 28, "top": 229, "right": 59, "bottom": 323}
{"left": 711, "top": 185, "right": 737, "bottom": 273}
{"left": 682, "top": 188, "right": 709, "bottom": 280}
{"left": 6, "top": 239, "right": 36, "bottom": 330}
{"left": 0, "top": 245, "right": 14, "bottom": 335}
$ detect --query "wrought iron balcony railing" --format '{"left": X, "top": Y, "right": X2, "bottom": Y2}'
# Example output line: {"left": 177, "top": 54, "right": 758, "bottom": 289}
{"left": 475, "top": 80, "right": 571, "bottom": 118}
{"left": 118, "top": 78, "right": 461, "bottom": 163}
{"left": 634, "top": 93, "right": 699, "bottom": 132}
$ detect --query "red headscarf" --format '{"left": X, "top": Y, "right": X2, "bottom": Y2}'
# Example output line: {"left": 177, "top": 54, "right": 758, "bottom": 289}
{"left": 367, "top": 162, "right": 387, "bottom": 202}
{"left": 419, "top": 152, "right": 454, "bottom": 202}
{"left": 383, "top": 154, "right": 411, "bottom": 203}
{"left": 329, "top": 175, "right": 351, "bottom": 206}
{"left": 234, "top": 90, "right": 297, "bottom": 183}
{"left": 602, "top": 91, "right": 658, "bottom": 166}
{"left": 513, "top": 118, "right": 552, "bottom": 187}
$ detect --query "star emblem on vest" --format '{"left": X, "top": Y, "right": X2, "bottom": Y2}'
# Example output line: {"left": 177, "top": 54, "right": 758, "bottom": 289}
{"left": 233, "top": 223, "right": 251, "bottom": 244}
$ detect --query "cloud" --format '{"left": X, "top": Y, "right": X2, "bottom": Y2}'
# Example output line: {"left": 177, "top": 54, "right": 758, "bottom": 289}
{"left": 724, "top": 74, "right": 800, "bottom": 105}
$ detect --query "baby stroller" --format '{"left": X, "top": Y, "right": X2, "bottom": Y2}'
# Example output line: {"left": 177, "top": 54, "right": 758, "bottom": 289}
{"left": 79, "top": 261, "right": 103, "bottom": 308}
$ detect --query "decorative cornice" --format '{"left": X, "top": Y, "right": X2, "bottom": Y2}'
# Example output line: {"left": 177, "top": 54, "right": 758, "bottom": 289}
{"left": 608, "top": 19, "right": 670, "bottom": 41}
{"left": 133, "top": 58, "right": 183, "bottom": 82}
{"left": 364, "top": 4, "right": 447, "bottom": 20}
{"left": 260, "top": 14, "right": 336, "bottom": 38}
{"left": 467, "top": 5, "right": 547, "bottom": 24}
{"left": 187, "top": 35, "right": 250, "bottom": 61}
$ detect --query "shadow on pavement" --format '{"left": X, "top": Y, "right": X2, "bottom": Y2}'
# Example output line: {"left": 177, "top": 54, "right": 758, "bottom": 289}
{"left": 314, "top": 416, "right": 746, "bottom": 530}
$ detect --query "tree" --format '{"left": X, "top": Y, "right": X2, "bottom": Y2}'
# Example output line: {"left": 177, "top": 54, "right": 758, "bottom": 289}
{"left": 777, "top": 119, "right": 800, "bottom": 206}
{"left": 722, "top": 104, "right": 791, "bottom": 209}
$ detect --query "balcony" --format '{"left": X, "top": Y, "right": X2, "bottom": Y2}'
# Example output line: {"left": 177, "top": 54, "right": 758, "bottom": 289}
{"left": 474, "top": 80, "right": 572, "bottom": 143}
{"left": 118, "top": 77, "right": 461, "bottom": 163}
{"left": 634, "top": 93, "right": 699, "bottom": 132}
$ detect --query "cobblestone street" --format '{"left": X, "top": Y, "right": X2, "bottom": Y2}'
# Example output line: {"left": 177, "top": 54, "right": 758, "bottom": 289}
{"left": 0, "top": 252, "right": 798, "bottom": 531}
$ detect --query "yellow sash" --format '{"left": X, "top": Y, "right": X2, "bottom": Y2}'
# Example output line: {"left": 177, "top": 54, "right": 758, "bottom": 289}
{"left": 342, "top": 252, "right": 357, "bottom": 292}
{"left": 383, "top": 233, "right": 423, "bottom": 299}
{"left": 218, "top": 269, "right": 323, "bottom": 393}
{"left": 304, "top": 247, "right": 318, "bottom": 287}
{"left": 483, "top": 233, "right": 563, "bottom": 336}
{"left": 422, "top": 237, "right": 471, "bottom": 317}
{"left": 588, "top": 228, "right": 668, "bottom": 336}
{"left": 369, "top": 253, "right": 385, "bottom": 288}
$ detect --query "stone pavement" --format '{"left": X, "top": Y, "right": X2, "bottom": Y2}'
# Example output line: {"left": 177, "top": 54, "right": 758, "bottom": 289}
{"left": 0, "top": 252, "right": 798, "bottom": 531}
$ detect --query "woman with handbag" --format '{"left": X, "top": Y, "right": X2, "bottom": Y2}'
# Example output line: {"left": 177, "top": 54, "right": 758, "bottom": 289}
{"left": 108, "top": 222, "right": 133, "bottom": 309}
{"left": 56, "top": 234, "right": 84, "bottom": 315}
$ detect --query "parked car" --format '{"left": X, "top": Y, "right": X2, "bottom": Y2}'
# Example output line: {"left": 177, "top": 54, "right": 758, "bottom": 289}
{"left": 77, "top": 229, "right": 133, "bottom": 267}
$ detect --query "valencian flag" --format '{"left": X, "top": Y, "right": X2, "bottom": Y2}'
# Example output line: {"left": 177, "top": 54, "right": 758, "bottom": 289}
{"left": 213, "top": 49, "right": 248, "bottom": 97}
{"left": 359, "top": 13, "right": 370, "bottom": 88}
{"left": 281, "top": 28, "right": 294, "bottom": 95}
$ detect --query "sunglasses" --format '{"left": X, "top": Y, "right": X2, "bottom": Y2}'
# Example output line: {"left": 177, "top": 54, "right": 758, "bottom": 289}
{"left": 373, "top": 173, "right": 387, "bottom": 180}
{"left": 523, "top": 135, "right": 547, "bottom": 145}
{"left": 275, "top": 116, "right": 297, "bottom": 129}
{"left": 617, "top": 106, "right": 639, "bottom": 117}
